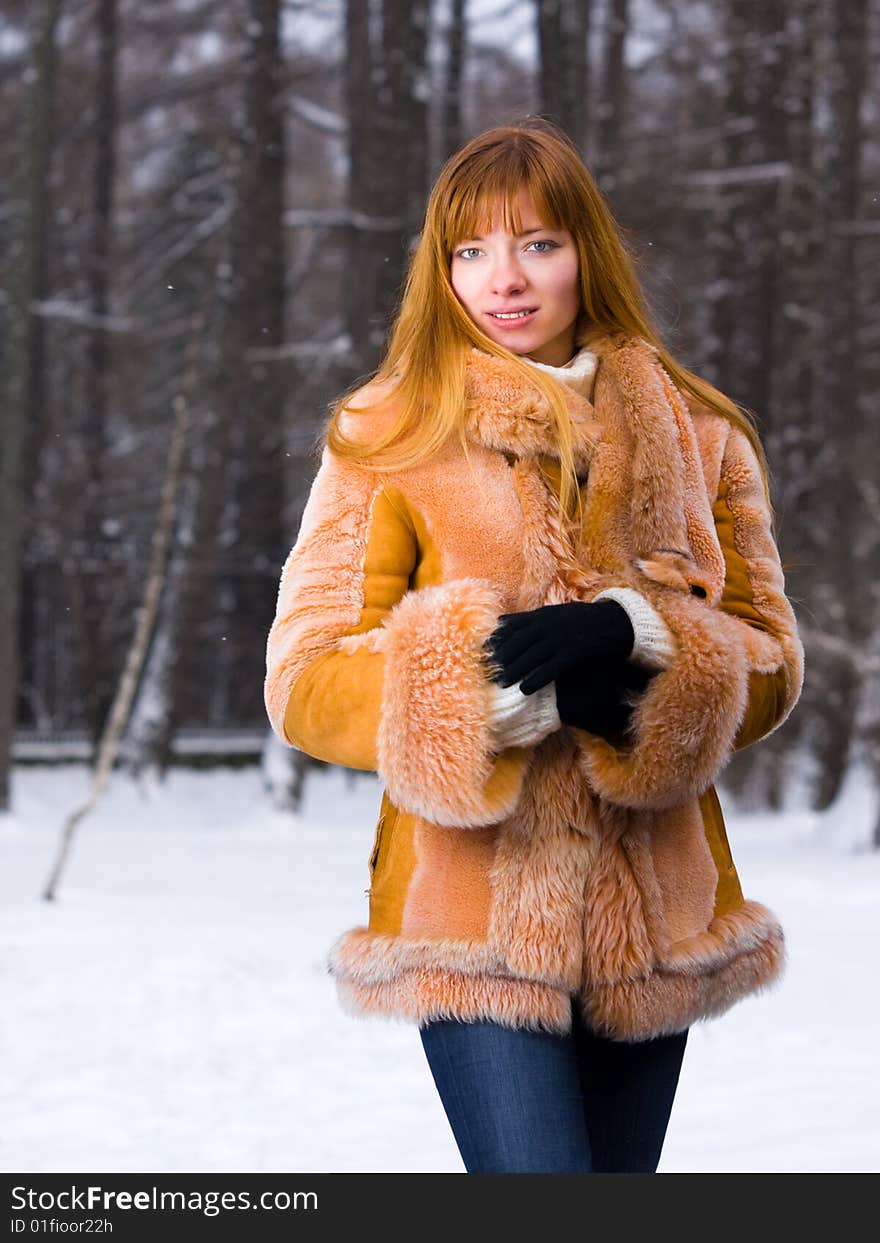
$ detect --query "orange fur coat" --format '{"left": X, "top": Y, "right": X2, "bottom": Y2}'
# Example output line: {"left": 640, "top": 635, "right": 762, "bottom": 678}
{"left": 263, "top": 328, "right": 804, "bottom": 1042}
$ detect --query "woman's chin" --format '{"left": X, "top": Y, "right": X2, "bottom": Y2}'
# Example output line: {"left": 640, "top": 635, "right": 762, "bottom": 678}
{"left": 485, "top": 329, "right": 544, "bottom": 355}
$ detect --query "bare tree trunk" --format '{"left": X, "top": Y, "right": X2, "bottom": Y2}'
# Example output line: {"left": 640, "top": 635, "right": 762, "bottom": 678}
{"left": 750, "top": 1, "right": 786, "bottom": 427}
{"left": 704, "top": 0, "right": 749, "bottom": 399}
{"left": 754, "top": 0, "right": 821, "bottom": 809}
{"left": 217, "top": 0, "right": 288, "bottom": 732}
{"left": 382, "top": 0, "right": 431, "bottom": 247}
{"left": 0, "top": 0, "right": 61, "bottom": 811}
{"left": 344, "top": 0, "right": 375, "bottom": 370}
{"left": 595, "top": 0, "right": 628, "bottom": 189}
{"left": 536, "top": 0, "right": 591, "bottom": 151}
{"left": 345, "top": 0, "right": 432, "bottom": 373}
{"left": 440, "top": 0, "right": 466, "bottom": 165}
{"left": 716, "top": 0, "right": 790, "bottom": 808}
{"left": 73, "top": 0, "right": 119, "bottom": 753}
{"left": 810, "top": 0, "right": 868, "bottom": 810}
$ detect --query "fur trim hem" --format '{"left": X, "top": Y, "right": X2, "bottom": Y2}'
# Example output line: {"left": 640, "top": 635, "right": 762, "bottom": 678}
{"left": 580, "top": 901, "right": 786, "bottom": 1043}
{"left": 327, "top": 898, "right": 786, "bottom": 1042}
{"left": 656, "top": 898, "right": 782, "bottom": 973}
{"left": 327, "top": 926, "right": 509, "bottom": 981}
{"left": 327, "top": 925, "right": 572, "bottom": 994}
{"left": 376, "top": 577, "right": 531, "bottom": 827}
{"left": 332, "top": 967, "right": 574, "bottom": 1035}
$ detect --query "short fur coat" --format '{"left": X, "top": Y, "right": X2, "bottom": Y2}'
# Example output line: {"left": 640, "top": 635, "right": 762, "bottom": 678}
{"left": 263, "top": 327, "right": 804, "bottom": 1042}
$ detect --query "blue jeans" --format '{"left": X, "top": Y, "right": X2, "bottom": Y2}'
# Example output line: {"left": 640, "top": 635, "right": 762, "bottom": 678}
{"left": 419, "top": 997, "right": 688, "bottom": 1173}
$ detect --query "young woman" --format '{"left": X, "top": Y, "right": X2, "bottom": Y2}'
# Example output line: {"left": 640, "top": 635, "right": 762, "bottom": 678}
{"left": 264, "top": 118, "right": 804, "bottom": 1173}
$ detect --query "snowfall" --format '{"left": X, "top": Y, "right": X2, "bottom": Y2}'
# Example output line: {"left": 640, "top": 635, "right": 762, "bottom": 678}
{"left": 2, "top": 749, "right": 878, "bottom": 1174}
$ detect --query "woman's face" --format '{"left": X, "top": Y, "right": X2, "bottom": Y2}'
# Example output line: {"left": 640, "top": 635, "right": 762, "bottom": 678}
{"left": 450, "top": 187, "right": 581, "bottom": 367}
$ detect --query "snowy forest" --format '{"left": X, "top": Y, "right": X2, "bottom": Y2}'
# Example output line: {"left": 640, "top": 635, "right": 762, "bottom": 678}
{"left": 1, "top": 0, "right": 878, "bottom": 835}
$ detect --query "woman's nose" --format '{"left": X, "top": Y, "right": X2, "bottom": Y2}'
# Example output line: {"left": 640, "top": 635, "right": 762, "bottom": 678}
{"left": 490, "top": 260, "right": 527, "bottom": 295}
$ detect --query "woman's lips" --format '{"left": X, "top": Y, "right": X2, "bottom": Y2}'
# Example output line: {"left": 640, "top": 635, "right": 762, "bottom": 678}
{"left": 485, "top": 308, "right": 538, "bottom": 329}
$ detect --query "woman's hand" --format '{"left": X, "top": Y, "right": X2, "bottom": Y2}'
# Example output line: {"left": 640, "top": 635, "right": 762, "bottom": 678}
{"left": 554, "top": 659, "right": 657, "bottom": 743}
{"left": 484, "top": 600, "right": 635, "bottom": 694}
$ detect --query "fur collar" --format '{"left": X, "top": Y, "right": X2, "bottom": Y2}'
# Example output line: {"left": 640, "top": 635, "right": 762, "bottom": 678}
{"left": 463, "top": 327, "right": 728, "bottom": 606}
{"left": 462, "top": 326, "right": 657, "bottom": 465}
{"left": 463, "top": 343, "right": 602, "bottom": 472}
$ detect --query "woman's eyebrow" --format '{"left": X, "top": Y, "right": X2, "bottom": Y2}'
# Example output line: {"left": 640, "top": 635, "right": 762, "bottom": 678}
{"left": 463, "top": 226, "right": 560, "bottom": 241}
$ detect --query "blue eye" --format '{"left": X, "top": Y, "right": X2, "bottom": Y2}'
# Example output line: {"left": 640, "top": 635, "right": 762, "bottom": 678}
{"left": 528, "top": 240, "right": 557, "bottom": 253}
{"left": 456, "top": 247, "right": 480, "bottom": 260}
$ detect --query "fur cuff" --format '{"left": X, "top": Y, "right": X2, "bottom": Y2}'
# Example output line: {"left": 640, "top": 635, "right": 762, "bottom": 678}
{"left": 576, "top": 590, "right": 751, "bottom": 810}
{"left": 376, "top": 578, "right": 531, "bottom": 827}
{"left": 591, "top": 586, "right": 678, "bottom": 669}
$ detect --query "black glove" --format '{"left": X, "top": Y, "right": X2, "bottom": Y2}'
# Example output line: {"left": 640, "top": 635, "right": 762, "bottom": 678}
{"left": 484, "top": 600, "right": 635, "bottom": 694}
{"left": 555, "top": 658, "right": 657, "bottom": 744}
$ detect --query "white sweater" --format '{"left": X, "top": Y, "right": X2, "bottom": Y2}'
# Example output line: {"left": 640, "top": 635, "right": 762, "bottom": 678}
{"left": 487, "top": 346, "right": 677, "bottom": 752}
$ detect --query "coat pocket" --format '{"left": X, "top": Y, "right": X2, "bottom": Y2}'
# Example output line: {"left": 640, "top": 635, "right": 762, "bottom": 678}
{"left": 366, "top": 802, "right": 400, "bottom": 894}
{"left": 368, "top": 814, "right": 387, "bottom": 878}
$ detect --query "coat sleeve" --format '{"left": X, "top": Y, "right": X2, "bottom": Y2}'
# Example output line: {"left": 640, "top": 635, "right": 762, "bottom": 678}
{"left": 264, "top": 445, "right": 531, "bottom": 828}
{"left": 575, "top": 423, "right": 805, "bottom": 810}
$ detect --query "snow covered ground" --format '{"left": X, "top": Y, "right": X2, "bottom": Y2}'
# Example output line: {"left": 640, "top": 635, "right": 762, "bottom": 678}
{"left": 2, "top": 757, "right": 878, "bottom": 1174}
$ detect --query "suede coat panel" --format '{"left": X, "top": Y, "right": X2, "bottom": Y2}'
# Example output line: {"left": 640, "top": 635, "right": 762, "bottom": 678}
{"left": 264, "top": 328, "right": 804, "bottom": 1041}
